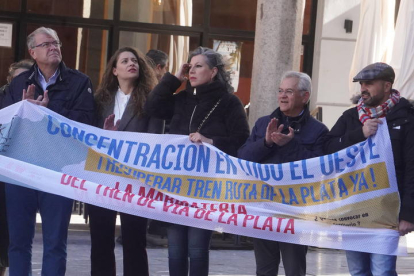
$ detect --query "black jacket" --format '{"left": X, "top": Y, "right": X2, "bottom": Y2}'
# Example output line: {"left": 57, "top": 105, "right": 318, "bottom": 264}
{"left": 145, "top": 72, "right": 249, "bottom": 157}
{"left": 324, "top": 98, "right": 414, "bottom": 223}
{"left": 3, "top": 62, "right": 95, "bottom": 125}
{"left": 238, "top": 106, "right": 328, "bottom": 164}
{"left": 96, "top": 96, "right": 164, "bottom": 134}
{"left": 0, "top": 84, "right": 8, "bottom": 108}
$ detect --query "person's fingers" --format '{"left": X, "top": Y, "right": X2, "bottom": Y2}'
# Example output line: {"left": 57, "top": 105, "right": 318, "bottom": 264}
{"left": 43, "top": 90, "right": 49, "bottom": 102}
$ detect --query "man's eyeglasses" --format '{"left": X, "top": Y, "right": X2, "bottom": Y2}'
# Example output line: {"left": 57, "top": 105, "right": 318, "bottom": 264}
{"left": 278, "top": 89, "right": 301, "bottom": 96}
{"left": 32, "top": 41, "right": 62, "bottom": 49}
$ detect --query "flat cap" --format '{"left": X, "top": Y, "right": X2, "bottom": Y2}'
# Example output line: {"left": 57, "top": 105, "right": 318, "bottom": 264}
{"left": 353, "top": 62, "right": 395, "bottom": 83}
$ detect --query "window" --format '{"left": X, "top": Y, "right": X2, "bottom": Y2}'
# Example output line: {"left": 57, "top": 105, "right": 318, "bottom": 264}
{"left": 210, "top": 0, "right": 257, "bottom": 31}
{"left": 27, "top": 0, "right": 114, "bottom": 19}
{"left": 120, "top": 0, "right": 204, "bottom": 27}
{"left": 119, "top": 31, "right": 199, "bottom": 74}
{"left": 25, "top": 24, "right": 108, "bottom": 89}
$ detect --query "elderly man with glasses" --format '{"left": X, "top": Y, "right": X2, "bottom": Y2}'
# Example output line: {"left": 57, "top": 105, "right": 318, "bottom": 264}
{"left": 238, "top": 71, "right": 328, "bottom": 276}
{"left": 2, "top": 27, "right": 95, "bottom": 276}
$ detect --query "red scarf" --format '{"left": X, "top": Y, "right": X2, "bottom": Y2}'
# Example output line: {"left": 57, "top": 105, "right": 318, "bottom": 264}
{"left": 357, "top": 90, "right": 400, "bottom": 124}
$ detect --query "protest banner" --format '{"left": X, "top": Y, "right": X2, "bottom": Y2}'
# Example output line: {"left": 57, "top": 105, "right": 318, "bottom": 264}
{"left": 0, "top": 101, "right": 406, "bottom": 255}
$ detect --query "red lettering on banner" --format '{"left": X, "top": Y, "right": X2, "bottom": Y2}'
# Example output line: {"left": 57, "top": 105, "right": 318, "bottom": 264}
{"left": 154, "top": 191, "right": 164, "bottom": 201}
{"left": 218, "top": 212, "right": 226, "bottom": 224}
{"left": 122, "top": 192, "right": 135, "bottom": 203}
{"left": 284, "top": 219, "right": 295, "bottom": 234}
{"left": 172, "top": 204, "right": 180, "bottom": 214}
{"left": 124, "top": 184, "right": 132, "bottom": 193}
{"left": 219, "top": 203, "right": 229, "bottom": 213}
{"left": 61, "top": 174, "right": 71, "bottom": 185}
{"left": 238, "top": 205, "right": 247, "bottom": 214}
{"left": 253, "top": 216, "right": 261, "bottom": 229}
{"left": 204, "top": 210, "right": 213, "bottom": 221}
{"left": 136, "top": 196, "right": 156, "bottom": 209}
{"left": 96, "top": 184, "right": 103, "bottom": 194}
{"left": 103, "top": 186, "right": 115, "bottom": 197}
{"left": 276, "top": 218, "right": 285, "bottom": 232}
{"left": 164, "top": 195, "right": 174, "bottom": 204}
{"left": 147, "top": 199, "right": 155, "bottom": 209}
{"left": 178, "top": 206, "right": 189, "bottom": 216}
{"left": 71, "top": 177, "right": 79, "bottom": 188}
{"left": 146, "top": 188, "right": 155, "bottom": 198}
{"left": 262, "top": 217, "right": 273, "bottom": 231}
{"left": 194, "top": 209, "right": 205, "bottom": 219}
{"left": 137, "top": 196, "right": 148, "bottom": 206}
{"left": 60, "top": 174, "right": 87, "bottom": 191}
{"left": 138, "top": 187, "right": 146, "bottom": 197}
{"left": 162, "top": 196, "right": 175, "bottom": 212}
{"left": 227, "top": 214, "right": 238, "bottom": 225}
{"left": 113, "top": 189, "right": 122, "bottom": 200}
{"left": 243, "top": 215, "right": 255, "bottom": 227}
{"left": 79, "top": 180, "right": 87, "bottom": 191}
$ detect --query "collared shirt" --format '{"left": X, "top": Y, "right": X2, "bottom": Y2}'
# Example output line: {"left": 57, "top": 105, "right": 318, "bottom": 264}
{"left": 37, "top": 67, "right": 60, "bottom": 91}
{"left": 114, "top": 87, "right": 131, "bottom": 122}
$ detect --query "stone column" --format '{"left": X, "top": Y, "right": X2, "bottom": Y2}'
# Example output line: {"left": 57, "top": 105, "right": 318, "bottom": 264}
{"left": 249, "top": 0, "right": 305, "bottom": 127}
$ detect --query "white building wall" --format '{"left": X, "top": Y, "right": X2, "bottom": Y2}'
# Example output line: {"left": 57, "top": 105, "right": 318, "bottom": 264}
{"left": 311, "top": 0, "right": 361, "bottom": 129}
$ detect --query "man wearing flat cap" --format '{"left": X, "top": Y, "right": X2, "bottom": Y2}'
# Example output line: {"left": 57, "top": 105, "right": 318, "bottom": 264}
{"left": 324, "top": 62, "right": 414, "bottom": 275}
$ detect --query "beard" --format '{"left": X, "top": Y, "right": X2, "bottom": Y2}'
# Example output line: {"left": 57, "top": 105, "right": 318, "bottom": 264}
{"left": 361, "top": 91, "right": 386, "bottom": 108}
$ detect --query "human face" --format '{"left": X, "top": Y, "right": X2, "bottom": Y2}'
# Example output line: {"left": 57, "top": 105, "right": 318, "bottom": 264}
{"left": 29, "top": 33, "right": 62, "bottom": 68}
{"left": 112, "top": 51, "right": 139, "bottom": 83}
{"left": 188, "top": 55, "right": 217, "bottom": 87}
{"left": 155, "top": 62, "right": 168, "bottom": 80}
{"left": 278, "top": 77, "right": 309, "bottom": 117}
{"left": 360, "top": 80, "right": 391, "bottom": 107}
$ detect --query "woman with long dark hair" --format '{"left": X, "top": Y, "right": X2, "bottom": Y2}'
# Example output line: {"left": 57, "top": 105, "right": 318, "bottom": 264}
{"left": 88, "top": 47, "right": 163, "bottom": 276}
{"left": 145, "top": 46, "right": 250, "bottom": 276}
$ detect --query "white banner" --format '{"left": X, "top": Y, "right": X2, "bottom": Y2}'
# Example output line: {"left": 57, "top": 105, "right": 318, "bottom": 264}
{"left": 0, "top": 101, "right": 406, "bottom": 255}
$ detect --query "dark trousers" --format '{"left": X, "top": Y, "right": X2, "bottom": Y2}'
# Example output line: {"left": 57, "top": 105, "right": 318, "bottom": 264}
{"left": 253, "top": 238, "right": 307, "bottom": 276}
{"left": 88, "top": 204, "right": 148, "bottom": 276}
{"left": 6, "top": 184, "right": 73, "bottom": 276}
{"left": 0, "top": 182, "right": 8, "bottom": 268}
{"left": 167, "top": 224, "right": 212, "bottom": 276}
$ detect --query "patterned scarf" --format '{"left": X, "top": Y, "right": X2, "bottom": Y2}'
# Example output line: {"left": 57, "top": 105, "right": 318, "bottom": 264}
{"left": 357, "top": 89, "right": 401, "bottom": 124}
{"left": 357, "top": 89, "right": 400, "bottom": 124}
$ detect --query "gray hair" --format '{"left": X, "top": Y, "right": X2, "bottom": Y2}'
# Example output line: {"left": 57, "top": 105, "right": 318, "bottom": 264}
{"left": 146, "top": 49, "right": 168, "bottom": 68}
{"left": 188, "top": 46, "right": 234, "bottom": 93}
{"left": 281, "top": 71, "right": 312, "bottom": 96}
{"left": 27, "top": 27, "right": 59, "bottom": 50}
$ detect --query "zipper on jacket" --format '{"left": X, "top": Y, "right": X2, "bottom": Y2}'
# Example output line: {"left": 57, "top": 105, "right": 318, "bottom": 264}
{"left": 189, "top": 105, "right": 197, "bottom": 133}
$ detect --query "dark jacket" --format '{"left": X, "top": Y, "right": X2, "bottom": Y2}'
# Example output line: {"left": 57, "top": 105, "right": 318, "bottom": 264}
{"left": 324, "top": 98, "right": 414, "bottom": 223}
{"left": 3, "top": 62, "right": 95, "bottom": 125}
{"left": 97, "top": 97, "right": 164, "bottom": 134}
{"left": 0, "top": 84, "right": 8, "bottom": 108}
{"left": 145, "top": 72, "right": 249, "bottom": 157}
{"left": 238, "top": 106, "right": 328, "bottom": 164}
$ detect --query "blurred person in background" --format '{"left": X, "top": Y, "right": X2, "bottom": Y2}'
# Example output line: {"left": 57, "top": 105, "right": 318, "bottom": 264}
{"left": 146, "top": 49, "right": 169, "bottom": 81}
